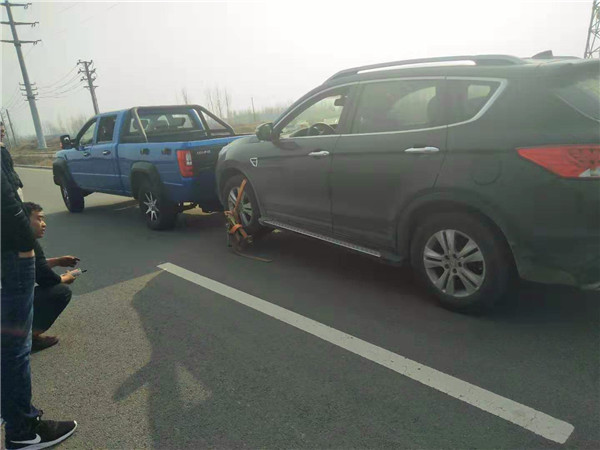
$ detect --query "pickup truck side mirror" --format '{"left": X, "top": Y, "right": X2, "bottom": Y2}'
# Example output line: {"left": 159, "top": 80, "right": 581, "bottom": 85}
{"left": 256, "top": 122, "right": 274, "bottom": 141}
{"left": 60, "top": 134, "right": 73, "bottom": 150}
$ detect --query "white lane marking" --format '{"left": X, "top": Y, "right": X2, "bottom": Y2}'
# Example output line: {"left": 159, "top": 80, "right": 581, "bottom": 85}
{"left": 158, "top": 262, "right": 575, "bottom": 444}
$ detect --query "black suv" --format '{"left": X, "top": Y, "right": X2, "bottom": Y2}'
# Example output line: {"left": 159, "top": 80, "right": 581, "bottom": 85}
{"left": 216, "top": 53, "right": 599, "bottom": 312}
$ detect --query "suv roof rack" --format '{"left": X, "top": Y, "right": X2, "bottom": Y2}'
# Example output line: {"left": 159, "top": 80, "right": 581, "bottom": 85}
{"left": 326, "top": 54, "right": 526, "bottom": 82}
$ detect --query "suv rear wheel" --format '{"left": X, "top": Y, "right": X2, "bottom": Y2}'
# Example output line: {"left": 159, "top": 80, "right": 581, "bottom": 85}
{"left": 138, "top": 180, "right": 177, "bottom": 230}
{"left": 410, "top": 212, "right": 514, "bottom": 312}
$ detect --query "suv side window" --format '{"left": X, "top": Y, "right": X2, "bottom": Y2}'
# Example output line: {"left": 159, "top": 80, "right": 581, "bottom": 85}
{"left": 446, "top": 80, "right": 500, "bottom": 124}
{"left": 97, "top": 115, "right": 117, "bottom": 143}
{"left": 78, "top": 120, "right": 97, "bottom": 146}
{"left": 351, "top": 79, "right": 444, "bottom": 134}
{"left": 279, "top": 87, "right": 350, "bottom": 139}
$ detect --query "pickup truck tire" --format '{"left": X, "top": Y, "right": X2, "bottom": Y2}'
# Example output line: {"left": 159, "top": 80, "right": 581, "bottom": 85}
{"left": 138, "top": 180, "right": 177, "bottom": 230}
{"left": 58, "top": 176, "right": 84, "bottom": 213}
{"left": 222, "top": 175, "right": 267, "bottom": 236}
{"left": 410, "top": 212, "right": 514, "bottom": 313}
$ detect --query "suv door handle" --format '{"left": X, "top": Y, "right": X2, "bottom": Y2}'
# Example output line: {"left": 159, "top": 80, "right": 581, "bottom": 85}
{"left": 162, "top": 148, "right": 172, "bottom": 155}
{"left": 308, "top": 150, "right": 330, "bottom": 157}
{"left": 140, "top": 148, "right": 150, "bottom": 155}
{"left": 404, "top": 146, "right": 440, "bottom": 154}
{"left": 102, "top": 150, "right": 111, "bottom": 156}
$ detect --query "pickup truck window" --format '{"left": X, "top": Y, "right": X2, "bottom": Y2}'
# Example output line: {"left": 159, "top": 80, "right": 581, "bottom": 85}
{"left": 121, "top": 110, "right": 207, "bottom": 143}
{"left": 97, "top": 115, "right": 117, "bottom": 143}
{"left": 79, "top": 120, "right": 97, "bottom": 146}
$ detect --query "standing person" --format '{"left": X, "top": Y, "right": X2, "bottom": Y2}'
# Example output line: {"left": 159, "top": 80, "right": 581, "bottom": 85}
{"left": 1, "top": 121, "right": 24, "bottom": 200}
{"left": 22, "top": 202, "right": 80, "bottom": 351}
{"left": 1, "top": 146, "right": 77, "bottom": 448}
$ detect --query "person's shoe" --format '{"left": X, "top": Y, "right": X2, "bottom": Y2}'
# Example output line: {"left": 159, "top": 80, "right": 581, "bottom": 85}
{"left": 6, "top": 414, "right": 77, "bottom": 450}
{"left": 31, "top": 335, "right": 59, "bottom": 352}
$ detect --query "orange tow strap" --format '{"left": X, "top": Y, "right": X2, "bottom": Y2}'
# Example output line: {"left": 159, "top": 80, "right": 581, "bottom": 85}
{"left": 225, "top": 178, "right": 271, "bottom": 262}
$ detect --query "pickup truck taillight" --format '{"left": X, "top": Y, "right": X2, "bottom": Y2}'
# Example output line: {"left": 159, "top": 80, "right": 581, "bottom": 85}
{"left": 518, "top": 145, "right": 600, "bottom": 178}
{"left": 177, "top": 150, "right": 194, "bottom": 177}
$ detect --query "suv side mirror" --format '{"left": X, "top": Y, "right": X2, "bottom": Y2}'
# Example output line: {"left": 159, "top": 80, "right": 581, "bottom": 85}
{"left": 60, "top": 134, "right": 73, "bottom": 149}
{"left": 256, "top": 122, "right": 274, "bottom": 141}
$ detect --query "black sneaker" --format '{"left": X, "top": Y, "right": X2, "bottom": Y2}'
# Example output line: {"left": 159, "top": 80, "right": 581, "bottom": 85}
{"left": 6, "top": 413, "right": 77, "bottom": 450}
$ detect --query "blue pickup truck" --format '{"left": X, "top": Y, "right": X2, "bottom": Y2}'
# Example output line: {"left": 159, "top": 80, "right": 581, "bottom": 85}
{"left": 53, "top": 105, "right": 244, "bottom": 229}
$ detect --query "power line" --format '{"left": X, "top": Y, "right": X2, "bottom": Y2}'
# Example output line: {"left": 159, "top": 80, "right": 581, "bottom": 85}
{"left": 36, "top": 65, "right": 78, "bottom": 89}
{"left": 37, "top": 86, "right": 85, "bottom": 100}
{"left": 35, "top": 71, "right": 81, "bottom": 93}
{"left": 57, "top": 3, "right": 78, "bottom": 14}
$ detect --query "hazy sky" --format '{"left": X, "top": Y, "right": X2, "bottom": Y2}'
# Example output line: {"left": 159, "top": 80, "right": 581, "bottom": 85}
{"left": 0, "top": 0, "right": 594, "bottom": 137}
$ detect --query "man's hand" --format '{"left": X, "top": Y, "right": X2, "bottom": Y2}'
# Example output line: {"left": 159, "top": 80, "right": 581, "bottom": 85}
{"left": 61, "top": 272, "right": 76, "bottom": 284}
{"left": 57, "top": 256, "right": 79, "bottom": 267}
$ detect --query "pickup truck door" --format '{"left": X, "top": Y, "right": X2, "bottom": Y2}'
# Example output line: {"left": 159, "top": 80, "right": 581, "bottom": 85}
{"left": 69, "top": 118, "right": 97, "bottom": 190}
{"left": 87, "top": 114, "right": 121, "bottom": 192}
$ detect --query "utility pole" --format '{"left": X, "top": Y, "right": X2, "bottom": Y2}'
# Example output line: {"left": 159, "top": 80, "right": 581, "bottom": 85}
{"left": 78, "top": 59, "right": 99, "bottom": 114}
{"left": 585, "top": 0, "right": 600, "bottom": 58}
{"left": 1, "top": 1, "right": 46, "bottom": 148}
{"left": 251, "top": 97, "right": 256, "bottom": 122}
{"left": 5, "top": 109, "right": 18, "bottom": 145}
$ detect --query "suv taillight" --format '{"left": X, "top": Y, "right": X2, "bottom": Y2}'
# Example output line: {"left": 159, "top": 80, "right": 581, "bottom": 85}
{"left": 177, "top": 150, "right": 194, "bottom": 177}
{"left": 518, "top": 145, "right": 600, "bottom": 178}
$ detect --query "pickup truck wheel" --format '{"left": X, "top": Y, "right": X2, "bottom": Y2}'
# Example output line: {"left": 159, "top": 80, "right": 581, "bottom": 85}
{"left": 138, "top": 180, "right": 177, "bottom": 230}
{"left": 223, "top": 175, "right": 266, "bottom": 236}
{"left": 59, "top": 176, "right": 84, "bottom": 213}
{"left": 410, "top": 212, "right": 514, "bottom": 313}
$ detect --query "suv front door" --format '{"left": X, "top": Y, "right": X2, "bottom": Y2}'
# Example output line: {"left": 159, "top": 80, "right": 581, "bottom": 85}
{"left": 255, "top": 86, "right": 353, "bottom": 235}
{"left": 331, "top": 78, "right": 448, "bottom": 251}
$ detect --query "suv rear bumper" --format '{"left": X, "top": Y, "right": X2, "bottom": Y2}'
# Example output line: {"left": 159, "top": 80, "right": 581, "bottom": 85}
{"left": 514, "top": 236, "right": 600, "bottom": 289}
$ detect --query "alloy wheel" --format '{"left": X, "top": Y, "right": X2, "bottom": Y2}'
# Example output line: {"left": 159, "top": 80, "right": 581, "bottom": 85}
{"left": 143, "top": 191, "right": 160, "bottom": 222}
{"left": 423, "top": 229, "right": 486, "bottom": 297}
{"left": 228, "top": 187, "right": 253, "bottom": 226}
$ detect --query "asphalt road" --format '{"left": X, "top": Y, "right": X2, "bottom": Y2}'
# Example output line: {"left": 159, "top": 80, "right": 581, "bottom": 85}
{"left": 12, "top": 167, "right": 600, "bottom": 449}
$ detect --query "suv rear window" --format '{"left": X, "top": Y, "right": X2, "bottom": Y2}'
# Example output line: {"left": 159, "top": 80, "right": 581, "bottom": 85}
{"left": 446, "top": 80, "right": 500, "bottom": 124}
{"left": 352, "top": 80, "right": 443, "bottom": 134}
{"left": 555, "top": 75, "right": 600, "bottom": 121}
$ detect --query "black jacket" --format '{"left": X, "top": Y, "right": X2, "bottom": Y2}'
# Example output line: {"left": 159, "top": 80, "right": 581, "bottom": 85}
{"left": 1, "top": 143, "right": 35, "bottom": 253}
{"left": 34, "top": 240, "right": 62, "bottom": 287}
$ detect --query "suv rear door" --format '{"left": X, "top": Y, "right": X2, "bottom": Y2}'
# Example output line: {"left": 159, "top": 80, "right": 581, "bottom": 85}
{"left": 331, "top": 78, "right": 448, "bottom": 251}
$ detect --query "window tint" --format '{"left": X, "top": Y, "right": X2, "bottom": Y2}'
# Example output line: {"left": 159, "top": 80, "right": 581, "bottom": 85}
{"left": 280, "top": 88, "right": 349, "bottom": 138}
{"left": 555, "top": 74, "right": 600, "bottom": 121}
{"left": 97, "top": 115, "right": 117, "bottom": 143}
{"left": 79, "top": 120, "right": 97, "bottom": 146}
{"left": 352, "top": 80, "right": 443, "bottom": 134}
{"left": 446, "top": 80, "right": 499, "bottom": 124}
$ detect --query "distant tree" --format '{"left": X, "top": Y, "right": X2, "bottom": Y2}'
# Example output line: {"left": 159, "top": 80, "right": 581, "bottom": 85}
{"left": 181, "top": 88, "right": 191, "bottom": 105}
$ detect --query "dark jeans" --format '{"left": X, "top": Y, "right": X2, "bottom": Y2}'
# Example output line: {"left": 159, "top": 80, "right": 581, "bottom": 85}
{"left": 1, "top": 252, "right": 39, "bottom": 437}
{"left": 33, "top": 283, "right": 72, "bottom": 335}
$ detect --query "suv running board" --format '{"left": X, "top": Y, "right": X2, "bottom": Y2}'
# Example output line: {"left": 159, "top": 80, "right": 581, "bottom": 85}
{"left": 260, "top": 218, "right": 382, "bottom": 258}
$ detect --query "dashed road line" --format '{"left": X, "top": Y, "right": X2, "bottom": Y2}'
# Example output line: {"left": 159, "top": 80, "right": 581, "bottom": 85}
{"left": 158, "top": 262, "right": 574, "bottom": 444}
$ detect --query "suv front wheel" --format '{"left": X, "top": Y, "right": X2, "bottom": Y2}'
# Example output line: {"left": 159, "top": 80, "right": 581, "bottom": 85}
{"left": 222, "top": 175, "right": 266, "bottom": 236}
{"left": 410, "top": 212, "right": 514, "bottom": 312}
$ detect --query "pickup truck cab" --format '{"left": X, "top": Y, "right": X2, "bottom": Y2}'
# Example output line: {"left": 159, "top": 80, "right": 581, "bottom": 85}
{"left": 53, "top": 105, "right": 244, "bottom": 229}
